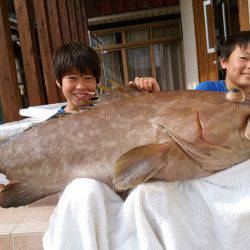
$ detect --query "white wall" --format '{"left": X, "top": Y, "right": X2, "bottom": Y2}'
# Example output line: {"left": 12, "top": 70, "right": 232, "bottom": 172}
{"left": 180, "top": 0, "right": 199, "bottom": 90}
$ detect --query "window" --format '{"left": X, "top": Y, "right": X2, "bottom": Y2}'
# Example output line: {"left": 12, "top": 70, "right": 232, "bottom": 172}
{"left": 90, "top": 20, "right": 184, "bottom": 91}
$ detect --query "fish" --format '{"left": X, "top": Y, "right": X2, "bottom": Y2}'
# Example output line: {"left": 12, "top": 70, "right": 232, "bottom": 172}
{"left": 0, "top": 88, "right": 250, "bottom": 208}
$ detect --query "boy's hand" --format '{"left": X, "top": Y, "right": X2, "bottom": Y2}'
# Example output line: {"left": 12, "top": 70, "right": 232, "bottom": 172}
{"left": 129, "top": 77, "right": 160, "bottom": 92}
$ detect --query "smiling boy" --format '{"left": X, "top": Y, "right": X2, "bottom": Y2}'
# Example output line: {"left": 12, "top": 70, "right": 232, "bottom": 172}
{"left": 53, "top": 43, "right": 160, "bottom": 114}
{"left": 195, "top": 31, "right": 250, "bottom": 93}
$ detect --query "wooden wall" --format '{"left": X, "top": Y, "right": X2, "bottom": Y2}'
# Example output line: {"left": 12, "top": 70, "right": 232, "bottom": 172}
{"left": 238, "top": 0, "right": 250, "bottom": 31}
{"left": 0, "top": 1, "right": 22, "bottom": 122}
{"left": 0, "top": 0, "right": 179, "bottom": 122}
{"left": 84, "top": 0, "right": 179, "bottom": 18}
{"left": 0, "top": 0, "right": 89, "bottom": 122}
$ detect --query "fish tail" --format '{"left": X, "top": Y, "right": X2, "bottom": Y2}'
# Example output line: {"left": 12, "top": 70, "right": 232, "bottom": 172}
{"left": 0, "top": 181, "right": 60, "bottom": 208}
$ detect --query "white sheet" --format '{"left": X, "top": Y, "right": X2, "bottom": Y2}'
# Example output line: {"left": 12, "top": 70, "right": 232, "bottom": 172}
{"left": 0, "top": 117, "right": 42, "bottom": 139}
{"left": 0, "top": 102, "right": 66, "bottom": 140}
{"left": 43, "top": 160, "right": 250, "bottom": 250}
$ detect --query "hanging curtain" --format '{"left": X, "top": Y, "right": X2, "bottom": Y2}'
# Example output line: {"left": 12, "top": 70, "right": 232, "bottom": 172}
{"left": 94, "top": 23, "right": 184, "bottom": 89}
{"left": 102, "top": 50, "right": 124, "bottom": 85}
{"left": 154, "top": 43, "right": 184, "bottom": 90}
{"left": 125, "top": 28, "right": 150, "bottom": 43}
{"left": 125, "top": 29, "right": 151, "bottom": 81}
{"left": 126, "top": 47, "right": 151, "bottom": 80}
{"left": 98, "top": 33, "right": 124, "bottom": 85}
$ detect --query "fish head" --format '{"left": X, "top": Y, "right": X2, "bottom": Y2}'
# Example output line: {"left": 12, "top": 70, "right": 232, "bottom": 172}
{"left": 150, "top": 91, "right": 250, "bottom": 169}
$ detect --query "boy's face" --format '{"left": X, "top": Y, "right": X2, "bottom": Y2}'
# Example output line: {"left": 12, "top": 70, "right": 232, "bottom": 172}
{"left": 221, "top": 44, "right": 250, "bottom": 89}
{"left": 58, "top": 70, "right": 97, "bottom": 111}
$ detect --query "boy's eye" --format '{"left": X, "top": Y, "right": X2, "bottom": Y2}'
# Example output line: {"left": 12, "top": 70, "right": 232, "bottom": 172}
{"left": 67, "top": 76, "right": 77, "bottom": 80}
{"left": 239, "top": 57, "right": 247, "bottom": 60}
{"left": 85, "top": 76, "right": 94, "bottom": 80}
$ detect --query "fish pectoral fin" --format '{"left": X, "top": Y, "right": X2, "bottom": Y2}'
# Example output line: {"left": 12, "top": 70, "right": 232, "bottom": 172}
{"left": 0, "top": 182, "right": 59, "bottom": 208}
{"left": 113, "top": 143, "right": 169, "bottom": 190}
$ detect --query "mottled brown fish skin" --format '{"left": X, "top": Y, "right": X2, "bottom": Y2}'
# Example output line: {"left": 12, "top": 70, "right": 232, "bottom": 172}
{"left": 0, "top": 90, "right": 250, "bottom": 207}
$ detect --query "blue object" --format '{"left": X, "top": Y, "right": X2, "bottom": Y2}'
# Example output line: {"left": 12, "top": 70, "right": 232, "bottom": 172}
{"left": 57, "top": 106, "right": 66, "bottom": 115}
{"left": 195, "top": 80, "right": 228, "bottom": 93}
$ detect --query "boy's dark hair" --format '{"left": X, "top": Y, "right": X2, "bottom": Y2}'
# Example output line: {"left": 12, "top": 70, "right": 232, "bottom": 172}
{"left": 221, "top": 31, "right": 250, "bottom": 60}
{"left": 53, "top": 42, "right": 101, "bottom": 85}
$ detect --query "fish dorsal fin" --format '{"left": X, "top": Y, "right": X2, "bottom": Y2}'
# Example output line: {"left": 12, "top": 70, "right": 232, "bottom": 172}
{"left": 97, "top": 79, "right": 141, "bottom": 96}
{"left": 88, "top": 80, "right": 142, "bottom": 107}
{"left": 113, "top": 143, "right": 169, "bottom": 190}
{"left": 0, "top": 182, "right": 60, "bottom": 208}
{"left": 107, "top": 79, "right": 139, "bottom": 93}
{"left": 245, "top": 117, "right": 250, "bottom": 140}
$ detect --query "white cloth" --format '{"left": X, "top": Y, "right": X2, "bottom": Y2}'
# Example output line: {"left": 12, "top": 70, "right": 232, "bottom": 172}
{"left": 0, "top": 117, "right": 42, "bottom": 139}
{"left": 43, "top": 160, "right": 250, "bottom": 250}
{"left": 0, "top": 102, "right": 66, "bottom": 140}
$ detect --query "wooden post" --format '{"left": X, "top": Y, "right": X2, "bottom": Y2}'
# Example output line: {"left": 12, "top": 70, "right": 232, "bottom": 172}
{"left": 33, "top": 0, "right": 60, "bottom": 103}
{"left": 74, "top": 0, "right": 85, "bottom": 43}
{"left": 67, "top": 0, "right": 79, "bottom": 42}
{"left": 58, "top": 0, "right": 71, "bottom": 44}
{"left": 0, "top": 0, "right": 22, "bottom": 122}
{"left": 46, "top": 0, "right": 62, "bottom": 52}
{"left": 80, "top": 0, "right": 89, "bottom": 45}
{"left": 14, "top": 0, "right": 45, "bottom": 106}
{"left": 46, "top": 0, "right": 66, "bottom": 101}
{"left": 238, "top": 0, "right": 250, "bottom": 31}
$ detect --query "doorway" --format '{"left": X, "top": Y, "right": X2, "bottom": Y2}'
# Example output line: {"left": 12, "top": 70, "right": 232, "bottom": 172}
{"left": 193, "top": 0, "right": 249, "bottom": 83}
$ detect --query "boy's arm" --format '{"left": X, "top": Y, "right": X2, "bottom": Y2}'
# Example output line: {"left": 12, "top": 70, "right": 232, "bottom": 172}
{"left": 129, "top": 77, "right": 160, "bottom": 92}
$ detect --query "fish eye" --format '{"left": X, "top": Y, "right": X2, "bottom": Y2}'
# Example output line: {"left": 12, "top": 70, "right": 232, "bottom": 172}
{"left": 232, "top": 88, "right": 240, "bottom": 93}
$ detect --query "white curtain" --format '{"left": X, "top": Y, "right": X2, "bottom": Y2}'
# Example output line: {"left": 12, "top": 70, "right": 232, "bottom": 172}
{"left": 125, "top": 29, "right": 151, "bottom": 81}
{"left": 125, "top": 28, "right": 150, "bottom": 43}
{"left": 126, "top": 47, "right": 152, "bottom": 80}
{"left": 102, "top": 50, "right": 124, "bottom": 85}
{"left": 98, "top": 33, "right": 124, "bottom": 85}
{"left": 95, "top": 27, "right": 184, "bottom": 90}
{"left": 154, "top": 43, "right": 184, "bottom": 91}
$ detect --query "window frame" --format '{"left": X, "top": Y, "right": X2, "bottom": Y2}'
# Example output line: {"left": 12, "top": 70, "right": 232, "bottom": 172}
{"left": 90, "top": 19, "right": 182, "bottom": 86}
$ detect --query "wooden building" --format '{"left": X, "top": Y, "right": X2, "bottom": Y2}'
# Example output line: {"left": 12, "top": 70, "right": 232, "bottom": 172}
{"left": 0, "top": 0, "right": 249, "bottom": 123}
{"left": 0, "top": 0, "right": 89, "bottom": 122}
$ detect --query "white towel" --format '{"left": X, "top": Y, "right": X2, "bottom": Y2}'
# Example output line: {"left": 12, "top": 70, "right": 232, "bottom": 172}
{"left": 43, "top": 160, "right": 250, "bottom": 250}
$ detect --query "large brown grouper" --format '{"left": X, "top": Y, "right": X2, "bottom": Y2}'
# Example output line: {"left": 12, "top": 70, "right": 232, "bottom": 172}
{"left": 0, "top": 89, "right": 250, "bottom": 207}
